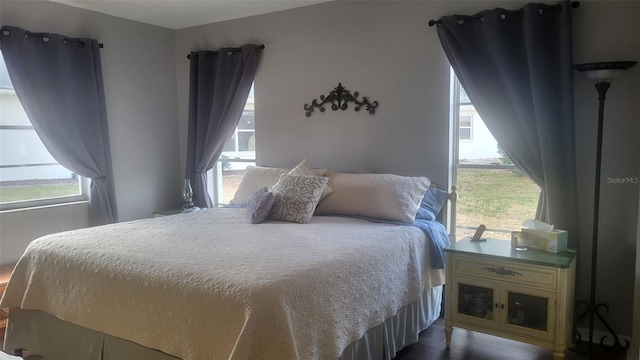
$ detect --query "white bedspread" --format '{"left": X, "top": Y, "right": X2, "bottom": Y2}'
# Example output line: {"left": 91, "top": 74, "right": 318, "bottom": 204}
{"left": 1, "top": 209, "right": 444, "bottom": 360}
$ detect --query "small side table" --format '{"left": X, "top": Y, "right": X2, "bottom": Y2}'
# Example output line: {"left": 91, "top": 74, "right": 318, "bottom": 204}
{"left": 444, "top": 237, "right": 576, "bottom": 360}
{"left": 0, "top": 263, "right": 15, "bottom": 347}
{"left": 153, "top": 208, "right": 185, "bottom": 217}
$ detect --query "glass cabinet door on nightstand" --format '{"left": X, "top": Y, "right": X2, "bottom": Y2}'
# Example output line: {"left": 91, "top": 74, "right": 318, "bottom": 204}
{"left": 502, "top": 287, "right": 556, "bottom": 341}
{"left": 452, "top": 277, "right": 556, "bottom": 341}
{"left": 451, "top": 277, "right": 499, "bottom": 327}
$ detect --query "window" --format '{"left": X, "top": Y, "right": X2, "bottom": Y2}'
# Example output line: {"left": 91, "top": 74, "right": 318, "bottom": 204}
{"left": 222, "top": 110, "right": 255, "bottom": 153}
{"left": 458, "top": 86, "right": 473, "bottom": 141}
{"left": 452, "top": 73, "right": 540, "bottom": 241}
{"left": 0, "top": 52, "right": 85, "bottom": 210}
{"left": 459, "top": 114, "right": 472, "bottom": 140}
{"left": 210, "top": 84, "right": 256, "bottom": 206}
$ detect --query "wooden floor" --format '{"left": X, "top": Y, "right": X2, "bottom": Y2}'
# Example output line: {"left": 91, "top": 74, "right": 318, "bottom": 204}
{"left": 394, "top": 318, "right": 627, "bottom": 360}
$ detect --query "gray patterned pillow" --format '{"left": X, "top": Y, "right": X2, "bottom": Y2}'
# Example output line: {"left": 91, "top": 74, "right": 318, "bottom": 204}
{"left": 269, "top": 174, "right": 328, "bottom": 224}
{"left": 245, "top": 187, "right": 275, "bottom": 224}
{"left": 285, "top": 159, "right": 333, "bottom": 201}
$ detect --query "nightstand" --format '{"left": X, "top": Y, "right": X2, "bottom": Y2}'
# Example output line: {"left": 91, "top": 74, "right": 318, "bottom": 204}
{"left": 0, "top": 264, "right": 14, "bottom": 347}
{"left": 153, "top": 208, "right": 185, "bottom": 217}
{"left": 444, "top": 238, "right": 576, "bottom": 360}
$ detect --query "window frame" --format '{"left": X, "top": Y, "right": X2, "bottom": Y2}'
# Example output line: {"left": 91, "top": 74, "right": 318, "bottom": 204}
{"left": 0, "top": 180, "right": 88, "bottom": 211}
{"left": 453, "top": 75, "right": 518, "bottom": 173}
{"left": 451, "top": 73, "right": 523, "bottom": 238}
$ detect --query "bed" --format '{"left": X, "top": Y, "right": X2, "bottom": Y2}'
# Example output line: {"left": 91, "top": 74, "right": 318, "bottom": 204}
{"left": 1, "top": 163, "right": 454, "bottom": 360}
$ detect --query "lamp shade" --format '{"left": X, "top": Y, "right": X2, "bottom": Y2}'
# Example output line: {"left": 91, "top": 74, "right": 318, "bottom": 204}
{"left": 573, "top": 61, "right": 637, "bottom": 82}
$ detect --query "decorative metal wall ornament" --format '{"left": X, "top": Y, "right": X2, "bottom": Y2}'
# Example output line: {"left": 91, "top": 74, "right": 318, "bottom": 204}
{"left": 304, "top": 83, "right": 378, "bottom": 117}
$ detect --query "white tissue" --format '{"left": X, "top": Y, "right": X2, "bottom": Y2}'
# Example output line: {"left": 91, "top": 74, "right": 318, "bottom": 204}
{"left": 522, "top": 219, "right": 554, "bottom": 231}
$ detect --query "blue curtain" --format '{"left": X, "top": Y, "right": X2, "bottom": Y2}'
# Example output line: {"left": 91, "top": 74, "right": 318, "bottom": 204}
{"left": 1, "top": 26, "right": 117, "bottom": 226}
{"left": 186, "top": 44, "right": 263, "bottom": 208}
{"left": 435, "top": 1, "right": 579, "bottom": 248}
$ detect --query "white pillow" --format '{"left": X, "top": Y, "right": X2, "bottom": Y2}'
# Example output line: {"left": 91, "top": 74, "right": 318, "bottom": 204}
{"left": 269, "top": 174, "right": 328, "bottom": 224}
{"left": 230, "top": 162, "right": 328, "bottom": 205}
{"left": 314, "top": 171, "right": 431, "bottom": 224}
{"left": 229, "top": 166, "right": 289, "bottom": 205}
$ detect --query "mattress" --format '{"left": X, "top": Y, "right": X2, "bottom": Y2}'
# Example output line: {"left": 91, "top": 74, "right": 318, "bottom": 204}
{"left": 1, "top": 208, "right": 445, "bottom": 359}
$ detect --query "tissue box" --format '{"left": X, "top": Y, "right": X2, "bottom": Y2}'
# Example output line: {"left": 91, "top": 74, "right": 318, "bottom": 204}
{"left": 521, "top": 228, "right": 568, "bottom": 253}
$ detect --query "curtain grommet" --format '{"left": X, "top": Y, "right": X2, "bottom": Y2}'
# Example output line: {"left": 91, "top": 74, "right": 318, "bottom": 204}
{"left": 1, "top": 29, "right": 10, "bottom": 37}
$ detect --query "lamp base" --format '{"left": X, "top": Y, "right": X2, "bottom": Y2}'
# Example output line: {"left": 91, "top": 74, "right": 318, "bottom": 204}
{"left": 573, "top": 300, "right": 629, "bottom": 356}
{"left": 568, "top": 337, "right": 627, "bottom": 360}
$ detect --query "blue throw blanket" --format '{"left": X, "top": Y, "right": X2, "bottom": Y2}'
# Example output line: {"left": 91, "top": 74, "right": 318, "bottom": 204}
{"left": 412, "top": 219, "right": 450, "bottom": 269}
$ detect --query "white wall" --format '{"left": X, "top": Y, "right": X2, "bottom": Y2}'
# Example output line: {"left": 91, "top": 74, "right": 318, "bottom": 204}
{"left": 0, "top": 202, "right": 89, "bottom": 264}
{"left": 0, "top": 0, "right": 181, "bottom": 264}
{"left": 175, "top": 0, "right": 640, "bottom": 338}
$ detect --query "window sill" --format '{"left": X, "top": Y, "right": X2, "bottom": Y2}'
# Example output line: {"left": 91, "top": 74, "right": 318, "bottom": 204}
{"left": 0, "top": 200, "right": 89, "bottom": 214}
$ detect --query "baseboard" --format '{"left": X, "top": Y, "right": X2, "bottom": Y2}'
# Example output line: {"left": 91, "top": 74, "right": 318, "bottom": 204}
{"left": 575, "top": 326, "right": 631, "bottom": 348}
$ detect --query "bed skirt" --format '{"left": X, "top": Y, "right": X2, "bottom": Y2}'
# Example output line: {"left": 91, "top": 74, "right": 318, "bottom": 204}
{"left": 3, "top": 286, "right": 442, "bottom": 360}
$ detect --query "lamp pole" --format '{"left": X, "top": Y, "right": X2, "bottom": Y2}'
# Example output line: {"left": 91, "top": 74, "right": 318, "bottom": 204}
{"left": 573, "top": 61, "right": 636, "bottom": 359}
{"left": 587, "top": 80, "right": 608, "bottom": 359}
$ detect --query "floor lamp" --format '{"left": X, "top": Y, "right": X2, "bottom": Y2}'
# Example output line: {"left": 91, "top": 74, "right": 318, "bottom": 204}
{"left": 573, "top": 60, "right": 637, "bottom": 358}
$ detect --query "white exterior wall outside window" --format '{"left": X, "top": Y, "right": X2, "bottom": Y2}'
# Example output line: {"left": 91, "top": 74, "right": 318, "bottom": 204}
{"left": 0, "top": 52, "right": 85, "bottom": 209}
{"left": 457, "top": 99, "right": 500, "bottom": 161}
{"left": 209, "top": 84, "right": 255, "bottom": 206}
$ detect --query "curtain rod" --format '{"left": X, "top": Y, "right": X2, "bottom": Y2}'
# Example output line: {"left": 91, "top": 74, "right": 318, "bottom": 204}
{"left": 186, "top": 44, "right": 265, "bottom": 60}
{"left": 428, "top": 1, "right": 580, "bottom": 27}
{"left": 0, "top": 29, "right": 104, "bottom": 48}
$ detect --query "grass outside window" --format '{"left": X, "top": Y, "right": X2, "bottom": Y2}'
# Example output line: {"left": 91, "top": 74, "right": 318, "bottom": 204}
{"left": 0, "top": 179, "right": 81, "bottom": 205}
{"left": 456, "top": 168, "right": 540, "bottom": 240}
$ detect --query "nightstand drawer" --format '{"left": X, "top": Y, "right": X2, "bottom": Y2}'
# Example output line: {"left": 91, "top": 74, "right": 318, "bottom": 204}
{"left": 451, "top": 255, "right": 557, "bottom": 290}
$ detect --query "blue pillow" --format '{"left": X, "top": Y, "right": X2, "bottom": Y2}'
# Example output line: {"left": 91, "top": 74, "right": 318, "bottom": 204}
{"left": 415, "top": 187, "right": 449, "bottom": 221}
{"left": 245, "top": 187, "right": 275, "bottom": 224}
